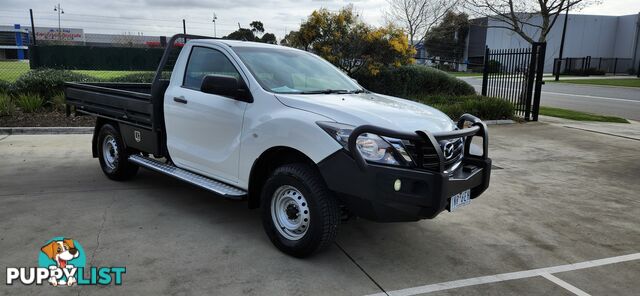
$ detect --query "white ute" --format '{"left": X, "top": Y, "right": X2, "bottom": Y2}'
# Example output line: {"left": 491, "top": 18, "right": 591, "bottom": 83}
{"left": 65, "top": 34, "right": 492, "bottom": 257}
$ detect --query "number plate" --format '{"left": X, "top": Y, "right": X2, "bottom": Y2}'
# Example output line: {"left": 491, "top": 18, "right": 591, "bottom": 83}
{"left": 450, "top": 189, "right": 471, "bottom": 211}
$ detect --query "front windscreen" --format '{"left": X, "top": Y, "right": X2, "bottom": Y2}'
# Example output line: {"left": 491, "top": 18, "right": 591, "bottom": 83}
{"left": 232, "top": 47, "right": 362, "bottom": 94}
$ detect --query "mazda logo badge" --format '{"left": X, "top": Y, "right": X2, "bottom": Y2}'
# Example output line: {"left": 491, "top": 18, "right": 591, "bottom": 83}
{"left": 442, "top": 142, "right": 455, "bottom": 160}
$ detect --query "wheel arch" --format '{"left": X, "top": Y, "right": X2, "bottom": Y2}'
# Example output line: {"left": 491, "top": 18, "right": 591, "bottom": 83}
{"left": 92, "top": 118, "right": 120, "bottom": 157}
{"left": 247, "top": 146, "right": 318, "bottom": 209}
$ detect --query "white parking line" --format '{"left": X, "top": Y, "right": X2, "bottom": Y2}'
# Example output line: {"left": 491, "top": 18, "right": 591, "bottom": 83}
{"left": 365, "top": 252, "right": 640, "bottom": 296}
{"left": 541, "top": 91, "right": 640, "bottom": 104}
{"left": 540, "top": 273, "right": 591, "bottom": 296}
{"left": 468, "top": 84, "right": 640, "bottom": 104}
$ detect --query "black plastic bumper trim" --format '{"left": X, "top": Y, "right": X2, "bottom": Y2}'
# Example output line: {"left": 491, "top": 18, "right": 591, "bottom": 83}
{"left": 320, "top": 114, "right": 491, "bottom": 222}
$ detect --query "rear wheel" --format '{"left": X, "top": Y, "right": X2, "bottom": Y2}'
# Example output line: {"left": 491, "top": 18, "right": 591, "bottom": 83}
{"left": 261, "top": 163, "right": 339, "bottom": 257}
{"left": 97, "top": 124, "right": 138, "bottom": 181}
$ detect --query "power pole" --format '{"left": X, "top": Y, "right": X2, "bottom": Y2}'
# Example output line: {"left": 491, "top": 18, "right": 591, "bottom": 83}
{"left": 29, "top": 9, "right": 37, "bottom": 45}
{"left": 212, "top": 12, "right": 217, "bottom": 37}
{"left": 53, "top": 3, "right": 64, "bottom": 41}
{"left": 555, "top": 4, "right": 570, "bottom": 81}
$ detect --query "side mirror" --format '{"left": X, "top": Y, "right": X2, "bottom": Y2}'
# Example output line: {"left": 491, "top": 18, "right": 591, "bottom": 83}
{"left": 200, "top": 75, "right": 253, "bottom": 103}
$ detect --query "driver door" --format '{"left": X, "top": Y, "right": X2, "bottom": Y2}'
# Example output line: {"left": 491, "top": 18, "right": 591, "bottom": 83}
{"left": 164, "top": 46, "right": 248, "bottom": 184}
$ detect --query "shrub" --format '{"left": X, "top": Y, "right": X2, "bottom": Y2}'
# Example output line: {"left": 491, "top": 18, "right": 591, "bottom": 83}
{"left": 12, "top": 69, "right": 98, "bottom": 101}
{"left": 416, "top": 95, "right": 514, "bottom": 120}
{"left": 15, "top": 93, "right": 45, "bottom": 113}
{"left": 562, "top": 67, "right": 605, "bottom": 76}
{"left": 352, "top": 65, "right": 475, "bottom": 98}
{"left": 108, "top": 71, "right": 171, "bottom": 83}
{"left": 109, "top": 72, "right": 156, "bottom": 83}
{"left": 0, "top": 93, "right": 15, "bottom": 116}
{"left": 0, "top": 80, "right": 13, "bottom": 94}
{"left": 50, "top": 92, "right": 66, "bottom": 111}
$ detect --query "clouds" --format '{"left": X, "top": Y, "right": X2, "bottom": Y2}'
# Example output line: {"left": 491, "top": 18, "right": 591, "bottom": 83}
{"left": 1, "top": 0, "right": 636, "bottom": 40}
{"left": 2, "top": 0, "right": 388, "bottom": 38}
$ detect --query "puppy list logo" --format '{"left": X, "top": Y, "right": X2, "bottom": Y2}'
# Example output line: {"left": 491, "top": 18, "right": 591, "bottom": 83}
{"left": 5, "top": 236, "right": 126, "bottom": 286}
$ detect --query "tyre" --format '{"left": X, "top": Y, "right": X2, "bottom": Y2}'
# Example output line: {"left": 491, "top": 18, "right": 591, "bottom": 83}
{"left": 261, "top": 163, "right": 339, "bottom": 257}
{"left": 96, "top": 123, "right": 139, "bottom": 181}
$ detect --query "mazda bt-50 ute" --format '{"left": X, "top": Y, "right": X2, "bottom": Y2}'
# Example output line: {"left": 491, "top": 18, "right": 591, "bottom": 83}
{"left": 64, "top": 34, "right": 491, "bottom": 257}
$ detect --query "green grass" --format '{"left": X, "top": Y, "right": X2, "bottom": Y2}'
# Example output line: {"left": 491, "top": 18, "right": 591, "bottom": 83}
{"left": 0, "top": 61, "right": 149, "bottom": 81}
{"left": 73, "top": 70, "right": 152, "bottom": 80}
{"left": 539, "top": 106, "right": 629, "bottom": 123}
{"left": 551, "top": 78, "right": 640, "bottom": 88}
{"left": 0, "top": 61, "right": 30, "bottom": 81}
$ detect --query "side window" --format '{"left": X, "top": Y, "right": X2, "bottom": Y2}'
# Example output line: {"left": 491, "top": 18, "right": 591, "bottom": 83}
{"left": 183, "top": 46, "right": 241, "bottom": 90}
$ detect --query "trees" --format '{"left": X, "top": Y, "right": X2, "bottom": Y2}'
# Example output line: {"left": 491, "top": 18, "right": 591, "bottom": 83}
{"left": 249, "top": 21, "right": 265, "bottom": 34}
{"left": 223, "top": 21, "right": 277, "bottom": 44}
{"left": 280, "top": 5, "right": 415, "bottom": 75}
{"left": 465, "top": 0, "right": 598, "bottom": 43}
{"left": 261, "top": 33, "right": 277, "bottom": 44}
{"left": 386, "top": 0, "right": 460, "bottom": 47}
{"left": 423, "top": 11, "right": 469, "bottom": 61}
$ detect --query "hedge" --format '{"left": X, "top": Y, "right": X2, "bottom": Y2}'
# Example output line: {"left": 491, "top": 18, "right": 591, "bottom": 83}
{"left": 352, "top": 65, "right": 476, "bottom": 98}
{"left": 4, "top": 67, "right": 514, "bottom": 120}
{"left": 12, "top": 69, "right": 97, "bottom": 101}
{"left": 416, "top": 95, "right": 514, "bottom": 120}
{"left": 108, "top": 72, "right": 168, "bottom": 83}
{"left": 6, "top": 70, "right": 169, "bottom": 102}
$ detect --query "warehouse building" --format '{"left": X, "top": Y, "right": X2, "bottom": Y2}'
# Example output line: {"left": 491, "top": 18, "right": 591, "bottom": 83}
{"left": 0, "top": 24, "right": 165, "bottom": 60}
{"left": 466, "top": 13, "right": 640, "bottom": 74}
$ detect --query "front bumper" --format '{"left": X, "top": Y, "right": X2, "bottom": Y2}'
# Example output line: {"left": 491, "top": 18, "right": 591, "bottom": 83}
{"left": 317, "top": 114, "right": 491, "bottom": 222}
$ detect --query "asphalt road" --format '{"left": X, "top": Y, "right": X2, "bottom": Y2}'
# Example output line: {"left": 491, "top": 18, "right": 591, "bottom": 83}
{"left": 460, "top": 77, "right": 640, "bottom": 121}
{"left": 1, "top": 122, "right": 639, "bottom": 295}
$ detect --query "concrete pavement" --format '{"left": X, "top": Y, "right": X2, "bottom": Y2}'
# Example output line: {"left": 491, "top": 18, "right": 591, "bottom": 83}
{"left": 0, "top": 123, "right": 639, "bottom": 295}
{"left": 460, "top": 76, "right": 640, "bottom": 121}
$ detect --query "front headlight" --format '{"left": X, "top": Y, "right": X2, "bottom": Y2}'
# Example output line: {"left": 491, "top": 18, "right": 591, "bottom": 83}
{"left": 317, "top": 122, "right": 407, "bottom": 166}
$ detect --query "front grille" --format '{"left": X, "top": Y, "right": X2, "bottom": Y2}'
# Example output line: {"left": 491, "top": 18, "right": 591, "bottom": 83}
{"left": 402, "top": 137, "right": 464, "bottom": 173}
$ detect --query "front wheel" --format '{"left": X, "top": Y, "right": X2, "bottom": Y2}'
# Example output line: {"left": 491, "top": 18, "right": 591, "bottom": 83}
{"left": 261, "top": 163, "right": 339, "bottom": 257}
{"left": 96, "top": 124, "right": 138, "bottom": 181}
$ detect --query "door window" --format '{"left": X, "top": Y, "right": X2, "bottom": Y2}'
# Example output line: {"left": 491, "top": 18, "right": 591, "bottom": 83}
{"left": 183, "top": 46, "right": 241, "bottom": 89}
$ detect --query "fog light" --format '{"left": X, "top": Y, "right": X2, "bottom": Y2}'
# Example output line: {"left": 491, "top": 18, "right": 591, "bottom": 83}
{"left": 394, "top": 179, "right": 402, "bottom": 191}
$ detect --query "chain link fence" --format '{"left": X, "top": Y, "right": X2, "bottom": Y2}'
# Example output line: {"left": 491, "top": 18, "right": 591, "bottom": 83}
{"left": 0, "top": 9, "right": 257, "bottom": 84}
{"left": 1, "top": 30, "right": 185, "bottom": 84}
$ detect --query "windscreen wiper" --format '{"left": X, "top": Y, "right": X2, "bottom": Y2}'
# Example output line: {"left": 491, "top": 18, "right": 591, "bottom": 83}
{"left": 298, "top": 89, "right": 349, "bottom": 94}
{"left": 299, "top": 89, "right": 365, "bottom": 94}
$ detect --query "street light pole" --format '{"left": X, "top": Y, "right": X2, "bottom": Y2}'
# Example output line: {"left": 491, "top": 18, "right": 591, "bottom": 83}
{"left": 53, "top": 3, "right": 64, "bottom": 41}
{"left": 212, "top": 12, "right": 217, "bottom": 37}
{"left": 555, "top": 4, "right": 569, "bottom": 81}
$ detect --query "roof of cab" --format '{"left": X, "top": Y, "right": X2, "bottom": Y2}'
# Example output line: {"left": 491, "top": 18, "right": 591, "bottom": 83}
{"left": 190, "top": 39, "right": 287, "bottom": 49}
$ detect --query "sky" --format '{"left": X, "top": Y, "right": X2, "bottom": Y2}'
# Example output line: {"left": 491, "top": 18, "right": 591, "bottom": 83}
{"left": 1, "top": 0, "right": 639, "bottom": 39}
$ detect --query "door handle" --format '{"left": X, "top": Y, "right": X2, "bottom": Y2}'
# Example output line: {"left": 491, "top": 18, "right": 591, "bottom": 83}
{"left": 173, "top": 96, "right": 188, "bottom": 104}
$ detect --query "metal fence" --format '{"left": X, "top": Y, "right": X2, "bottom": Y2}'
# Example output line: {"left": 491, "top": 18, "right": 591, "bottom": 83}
{"left": 0, "top": 8, "right": 236, "bottom": 83}
{"left": 553, "top": 57, "right": 637, "bottom": 76}
{"left": 0, "top": 33, "right": 185, "bottom": 84}
{"left": 481, "top": 43, "right": 546, "bottom": 121}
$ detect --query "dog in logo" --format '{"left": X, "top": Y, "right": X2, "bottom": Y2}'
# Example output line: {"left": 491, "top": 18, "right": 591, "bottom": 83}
{"left": 41, "top": 238, "right": 80, "bottom": 286}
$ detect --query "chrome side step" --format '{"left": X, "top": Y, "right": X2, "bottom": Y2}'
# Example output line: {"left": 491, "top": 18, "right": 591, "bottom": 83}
{"left": 128, "top": 154, "right": 247, "bottom": 199}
